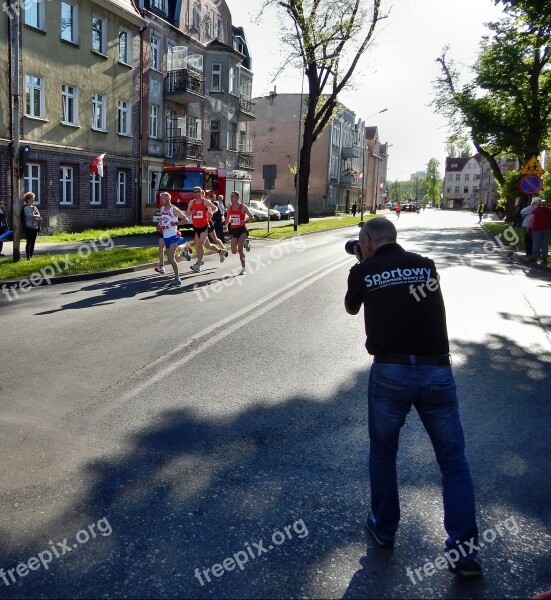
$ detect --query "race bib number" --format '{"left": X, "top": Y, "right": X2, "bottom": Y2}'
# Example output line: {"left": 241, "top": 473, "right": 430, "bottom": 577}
{"left": 193, "top": 210, "right": 204, "bottom": 219}
{"left": 230, "top": 214, "right": 241, "bottom": 225}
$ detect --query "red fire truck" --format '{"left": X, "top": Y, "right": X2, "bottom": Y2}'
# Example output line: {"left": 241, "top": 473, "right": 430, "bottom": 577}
{"left": 153, "top": 165, "right": 251, "bottom": 227}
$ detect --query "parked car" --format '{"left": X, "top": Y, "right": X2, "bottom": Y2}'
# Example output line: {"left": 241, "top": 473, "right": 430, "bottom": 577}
{"left": 250, "top": 201, "right": 281, "bottom": 220}
{"left": 248, "top": 207, "right": 270, "bottom": 222}
{"left": 384, "top": 202, "right": 393, "bottom": 209}
{"left": 273, "top": 204, "right": 295, "bottom": 219}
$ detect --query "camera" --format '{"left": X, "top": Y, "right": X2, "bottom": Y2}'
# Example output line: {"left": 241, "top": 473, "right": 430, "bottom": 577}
{"left": 345, "top": 239, "right": 362, "bottom": 261}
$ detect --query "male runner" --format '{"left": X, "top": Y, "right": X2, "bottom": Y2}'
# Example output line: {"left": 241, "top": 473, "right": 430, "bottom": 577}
{"left": 158, "top": 192, "right": 187, "bottom": 285}
{"left": 186, "top": 187, "right": 217, "bottom": 272}
{"left": 225, "top": 191, "right": 253, "bottom": 275}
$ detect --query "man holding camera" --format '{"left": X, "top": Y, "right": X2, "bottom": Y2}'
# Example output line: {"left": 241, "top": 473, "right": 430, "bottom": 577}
{"left": 344, "top": 218, "right": 481, "bottom": 578}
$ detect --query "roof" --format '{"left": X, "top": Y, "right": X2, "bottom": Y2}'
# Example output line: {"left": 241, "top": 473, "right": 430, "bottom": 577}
{"left": 445, "top": 154, "right": 481, "bottom": 172}
{"left": 92, "top": 0, "right": 145, "bottom": 25}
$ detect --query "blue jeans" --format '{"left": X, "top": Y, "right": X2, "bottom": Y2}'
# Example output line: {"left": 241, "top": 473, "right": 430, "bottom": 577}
{"left": 368, "top": 362, "right": 478, "bottom": 555}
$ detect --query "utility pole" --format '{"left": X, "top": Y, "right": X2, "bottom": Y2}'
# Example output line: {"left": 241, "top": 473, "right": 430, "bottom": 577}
{"left": 9, "top": 0, "right": 22, "bottom": 262}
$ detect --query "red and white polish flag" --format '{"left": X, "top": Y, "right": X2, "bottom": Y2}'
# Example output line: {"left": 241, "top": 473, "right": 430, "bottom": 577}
{"left": 90, "top": 153, "right": 106, "bottom": 178}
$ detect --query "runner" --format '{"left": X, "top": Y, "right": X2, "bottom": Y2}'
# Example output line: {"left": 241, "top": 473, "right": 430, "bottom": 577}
{"left": 225, "top": 190, "right": 253, "bottom": 275}
{"left": 158, "top": 192, "right": 187, "bottom": 286}
{"left": 395, "top": 202, "right": 402, "bottom": 220}
{"left": 186, "top": 187, "right": 218, "bottom": 273}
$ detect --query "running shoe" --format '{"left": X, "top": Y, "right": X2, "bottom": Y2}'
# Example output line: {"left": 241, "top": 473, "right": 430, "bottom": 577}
{"left": 219, "top": 249, "right": 226, "bottom": 263}
{"left": 154, "top": 266, "right": 165, "bottom": 274}
{"left": 244, "top": 238, "right": 250, "bottom": 252}
{"left": 169, "top": 278, "right": 182, "bottom": 286}
{"left": 183, "top": 246, "right": 191, "bottom": 261}
{"left": 239, "top": 267, "right": 247, "bottom": 275}
{"left": 190, "top": 264, "right": 201, "bottom": 273}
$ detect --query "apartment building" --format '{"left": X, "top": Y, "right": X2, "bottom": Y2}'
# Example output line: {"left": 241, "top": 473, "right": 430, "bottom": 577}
{"left": 478, "top": 156, "right": 518, "bottom": 209}
{"left": 442, "top": 154, "right": 481, "bottom": 208}
{"left": 2, "top": 0, "right": 145, "bottom": 231}
{"left": 251, "top": 93, "right": 386, "bottom": 216}
{"left": 138, "top": 0, "right": 255, "bottom": 222}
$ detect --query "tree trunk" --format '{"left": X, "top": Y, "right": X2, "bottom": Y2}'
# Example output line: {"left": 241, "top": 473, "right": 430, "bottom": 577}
{"left": 298, "top": 107, "right": 316, "bottom": 225}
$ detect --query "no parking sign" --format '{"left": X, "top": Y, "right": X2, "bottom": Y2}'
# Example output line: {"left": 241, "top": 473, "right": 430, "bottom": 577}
{"left": 518, "top": 175, "right": 543, "bottom": 195}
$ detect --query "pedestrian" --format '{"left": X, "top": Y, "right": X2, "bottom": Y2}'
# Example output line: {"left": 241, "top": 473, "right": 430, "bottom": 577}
{"left": 513, "top": 198, "right": 527, "bottom": 228}
{"left": 207, "top": 202, "right": 228, "bottom": 263}
{"left": 352, "top": 203, "right": 358, "bottom": 217}
{"left": 224, "top": 190, "right": 253, "bottom": 275}
{"left": 529, "top": 199, "right": 551, "bottom": 264}
{"left": 158, "top": 192, "right": 188, "bottom": 286}
{"left": 394, "top": 202, "right": 402, "bottom": 219}
{"left": 186, "top": 187, "right": 218, "bottom": 273}
{"left": 22, "top": 192, "right": 42, "bottom": 260}
{"left": 521, "top": 197, "right": 540, "bottom": 257}
{"left": 344, "top": 218, "right": 481, "bottom": 578}
{"left": 0, "top": 200, "right": 8, "bottom": 257}
{"left": 476, "top": 200, "right": 485, "bottom": 224}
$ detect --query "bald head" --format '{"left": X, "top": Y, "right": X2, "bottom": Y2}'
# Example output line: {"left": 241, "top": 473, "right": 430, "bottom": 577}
{"left": 361, "top": 218, "right": 397, "bottom": 244}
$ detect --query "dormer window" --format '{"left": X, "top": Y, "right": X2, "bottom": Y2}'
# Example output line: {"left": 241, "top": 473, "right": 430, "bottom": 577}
{"left": 151, "top": 0, "right": 167, "bottom": 13}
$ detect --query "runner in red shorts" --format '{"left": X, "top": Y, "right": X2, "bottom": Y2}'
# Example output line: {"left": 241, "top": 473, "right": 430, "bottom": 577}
{"left": 225, "top": 191, "right": 254, "bottom": 275}
{"left": 186, "top": 187, "right": 217, "bottom": 273}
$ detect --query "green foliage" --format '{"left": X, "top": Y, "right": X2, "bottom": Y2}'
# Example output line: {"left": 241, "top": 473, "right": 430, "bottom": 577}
{"left": 497, "top": 169, "right": 522, "bottom": 206}
{"left": 425, "top": 158, "right": 443, "bottom": 203}
{"left": 542, "top": 169, "right": 551, "bottom": 202}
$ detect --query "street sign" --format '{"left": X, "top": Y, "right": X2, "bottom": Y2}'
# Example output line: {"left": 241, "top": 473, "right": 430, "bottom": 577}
{"left": 520, "top": 155, "right": 544, "bottom": 176}
{"left": 518, "top": 175, "right": 543, "bottom": 195}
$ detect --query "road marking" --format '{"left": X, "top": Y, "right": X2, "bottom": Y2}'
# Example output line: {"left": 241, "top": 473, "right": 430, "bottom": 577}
{"left": 119, "top": 256, "right": 350, "bottom": 402}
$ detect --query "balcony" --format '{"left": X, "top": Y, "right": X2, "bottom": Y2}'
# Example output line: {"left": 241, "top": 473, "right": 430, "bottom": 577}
{"left": 341, "top": 146, "right": 360, "bottom": 159}
{"left": 237, "top": 95, "right": 256, "bottom": 121}
{"left": 165, "top": 69, "right": 205, "bottom": 104}
{"left": 165, "top": 137, "right": 204, "bottom": 161}
{"left": 340, "top": 174, "right": 359, "bottom": 186}
{"left": 237, "top": 152, "right": 254, "bottom": 169}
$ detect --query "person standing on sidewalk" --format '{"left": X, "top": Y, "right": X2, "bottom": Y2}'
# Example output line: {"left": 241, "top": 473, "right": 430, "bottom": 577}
{"left": 225, "top": 191, "right": 253, "bottom": 275}
{"left": 186, "top": 187, "right": 217, "bottom": 273}
{"left": 158, "top": 192, "right": 187, "bottom": 286}
{"left": 529, "top": 200, "right": 551, "bottom": 264}
{"left": 22, "top": 192, "right": 42, "bottom": 260}
{"left": 521, "top": 197, "right": 540, "bottom": 257}
{"left": 344, "top": 217, "right": 481, "bottom": 578}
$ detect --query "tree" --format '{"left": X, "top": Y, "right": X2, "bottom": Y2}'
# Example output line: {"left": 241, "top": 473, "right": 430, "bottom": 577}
{"left": 433, "top": 1, "right": 551, "bottom": 217}
{"left": 260, "top": 0, "right": 387, "bottom": 224}
{"left": 425, "top": 158, "right": 442, "bottom": 205}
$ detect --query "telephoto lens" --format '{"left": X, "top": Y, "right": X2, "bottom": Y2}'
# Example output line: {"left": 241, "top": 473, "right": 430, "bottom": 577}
{"left": 345, "top": 239, "right": 360, "bottom": 256}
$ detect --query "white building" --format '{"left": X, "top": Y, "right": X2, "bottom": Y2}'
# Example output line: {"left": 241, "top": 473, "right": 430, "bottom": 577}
{"left": 442, "top": 154, "right": 481, "bottom": 209}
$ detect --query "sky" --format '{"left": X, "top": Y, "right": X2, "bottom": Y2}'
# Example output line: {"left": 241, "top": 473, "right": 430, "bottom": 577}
{"left": 227, "top": 0, "right": 505, "bottom": 181}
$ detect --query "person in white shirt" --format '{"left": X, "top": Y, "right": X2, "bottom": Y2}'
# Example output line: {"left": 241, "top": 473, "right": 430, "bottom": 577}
{"left": 520, "top": 197, "right": 540, "bottom": 257}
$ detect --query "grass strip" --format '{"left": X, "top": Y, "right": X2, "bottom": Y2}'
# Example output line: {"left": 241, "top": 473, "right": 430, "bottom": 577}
{"left": 248, "top": 215, "right": 372, "bottom": 239}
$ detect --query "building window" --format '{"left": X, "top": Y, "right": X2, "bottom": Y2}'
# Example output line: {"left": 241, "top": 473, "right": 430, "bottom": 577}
{"left": 463, "top": 186, "right": 469, "bottom": 193}
{"left": 149, "top": 105, "right": 159, "bottom": 138}
{"left": 454, "top": 186, "right": 460, "bottom": 193}
{"left": 92, "top": 93, "right": 106, "bottom": 130}
{"left": 229, "top": 67, "right": 238, "bottom": 95}
{"left": 447, "top": 174, "right": 452, "bottom": 181}
{"left": 192, "top": 3, "right": 200, "bottom": 29}
{"left": 228, "top": 122, "right": 237, "bottom": 151}
{"left": 210, "top": 120, "right": 220, "bottom": 149}
{"left": 148, "top": 171, "right": 159, "bottom": 205}
{"left": 59, "top": 166, "right": 74, "bottom": 205}
{"left": 117, "top": 171, "right": 127, "bottom": 204}
{"left": 61, "top": 85, "right": 78, "bottom": 125}
{"left": 24, "top": 164, "right": 40, "bottom": 199}
{"left": 464, "top": 173, "right": 470, "bottom": 181}
{"left": 473, "top": 187, "right": 479, "bottom": 193}
{"left": 24, "top": 0, "right": 45, "bottom": 29}
{"left": 25, "top": 75, "right": 45, "bottom": 119}
{"left": 118, "top": 29, "right": 130, "bottom": 64}
{"left": 90, "top": 172, "right": 101, "bottom": 204}
{"left": 61, "top": 1, "right": 77, "bottom": 42}
{"left": 455, "top": 174, "right": 460, "bottom": 181}
{"left": 92, "top": 16, "right": 106, "bottom": 54}
{"left": 217, "top": 19, "right": 224, "bottom": 41}
{"left": 187, "top": 117, "right": 199, "bottom": 139}
{"left": 150, "top": 34, "right": 160, "bottom": 71}
{"left": 467, "top": 162, "right": 472, "bottom": 169}
{"left": 118, "top": 101, "right": 130, "bottom": 135}
{"left": 474, "top": 174, "right": 480, "bottom": 180}
{"left": 151, "top": 0, "right": 167, "bottom": 12}
{"left": 211, "top": 64, "right": 221, "bottom": 92}
{"left": 446, "top": 187, "right": 451, "bottom": 193}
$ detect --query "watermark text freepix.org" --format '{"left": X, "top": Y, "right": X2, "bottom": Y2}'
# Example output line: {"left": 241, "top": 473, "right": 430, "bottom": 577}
{"left": 1, "top": 233, "right": 114, "bottom": 302}
{"left": 194, "top": 518, "right": 308, "bottom": 586}
{"left": 0, "top": 516, "right": 112, "bottom": 587}
{"left": 405, "top": 515, "right": 519, "bottom": 585}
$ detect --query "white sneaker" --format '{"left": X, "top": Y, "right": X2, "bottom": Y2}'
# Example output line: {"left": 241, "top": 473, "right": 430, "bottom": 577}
{"left": 190, "top": 263, "right": 201, "bottom": 273}
{"left": 219, "top": 249, "right": 226, "bottom": 263}
{"left": 239, "top": 267, "right": 247, "bottom": 275}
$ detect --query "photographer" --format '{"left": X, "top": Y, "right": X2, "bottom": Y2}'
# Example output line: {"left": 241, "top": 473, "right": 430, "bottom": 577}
{"left": 344, "top": 218, "right": 481, "bottom": 578}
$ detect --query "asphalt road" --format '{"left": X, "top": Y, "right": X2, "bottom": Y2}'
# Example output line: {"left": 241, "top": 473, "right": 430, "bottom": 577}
{"left": 0, "top": 210, "right": 550, "bottom": 599}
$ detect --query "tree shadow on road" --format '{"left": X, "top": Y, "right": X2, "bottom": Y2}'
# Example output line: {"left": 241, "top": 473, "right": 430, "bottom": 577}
{"left": 0, "top": 337, "right": 550, "bottom": 599}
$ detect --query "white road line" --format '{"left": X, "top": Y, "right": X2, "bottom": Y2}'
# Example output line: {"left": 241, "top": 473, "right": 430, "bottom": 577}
{"left": 120, "top": 256, "right": 351, "bottom": 402}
